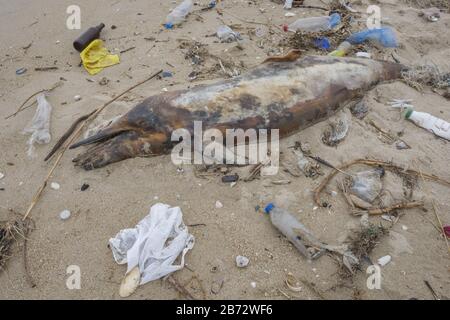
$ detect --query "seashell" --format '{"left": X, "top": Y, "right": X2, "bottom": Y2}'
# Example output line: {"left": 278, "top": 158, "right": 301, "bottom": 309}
{"left": 119, "top": 266, "right": 140, "bottom": 298}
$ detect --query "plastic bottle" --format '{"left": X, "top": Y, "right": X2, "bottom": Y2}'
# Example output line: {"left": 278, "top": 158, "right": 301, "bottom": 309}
{"left": 284, "top": 13, "right": 341, "bottom": 32}
{"left": 164, "top": 0, "right": 193, "bottom": 29}
{"left": 216, "top": 25, "right": 242, "bottom": 42}
{"left": 329, "top": 41, "right": 352, "bottom": 57}
{"left": 404, "top": 107, "right": 450, "bottom": 140}
{"left": 73, "top": 23, "right": 105, "bottom": 52}
{"left": 264, "top": 203, "right": 311, "bottom": 258}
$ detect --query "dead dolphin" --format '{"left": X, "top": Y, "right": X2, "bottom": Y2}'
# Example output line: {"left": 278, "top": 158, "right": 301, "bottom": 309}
{"left": 70, "top": 55, "right": 405, "bottom": 170}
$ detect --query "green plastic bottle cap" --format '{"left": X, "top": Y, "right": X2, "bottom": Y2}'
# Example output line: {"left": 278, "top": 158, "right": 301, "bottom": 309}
{"left": 404, "top": 107, "right": 414, "bottom": 119}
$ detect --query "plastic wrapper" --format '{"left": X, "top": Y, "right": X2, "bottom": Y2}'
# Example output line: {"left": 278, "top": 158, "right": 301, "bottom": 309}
{"left": 350, "top": 168, "right": 384, "bottom": 203}
{"left": 23, "top": 93, "right": 52, "bottom": 157}
{"left": 347, "top": 27, "right": 398, "bottom": 48}
{"left": 109, "top": 203, "right": 195, "bottom": 285}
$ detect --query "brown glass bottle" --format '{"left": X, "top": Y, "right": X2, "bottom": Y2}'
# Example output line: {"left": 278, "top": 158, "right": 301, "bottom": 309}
{"left": 73, "top": 23, "right": 105, "bottom": 52}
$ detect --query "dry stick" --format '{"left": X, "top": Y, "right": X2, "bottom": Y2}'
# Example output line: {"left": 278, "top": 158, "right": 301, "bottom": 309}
{"left": 44, "top": 110, "right": 97, "bottom": 162}
{"left": 5, "top": 82, "right": 63, "bottom": 120}
{"left": 21, "top": 69, "right": 162, "bottom": 222}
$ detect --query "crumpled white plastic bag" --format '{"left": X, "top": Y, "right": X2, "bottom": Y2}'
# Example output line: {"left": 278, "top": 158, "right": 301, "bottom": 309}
{"left": 23, "top": 93, "right": 52, "bottom": 157}
{"left": 109, "top": 203, "right": 195, "bottom": 285}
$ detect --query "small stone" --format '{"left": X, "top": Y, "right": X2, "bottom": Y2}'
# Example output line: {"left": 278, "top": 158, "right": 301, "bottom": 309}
{"left": 59, "top": 210, "right": 71, "bottom": 220}
{"left": 250, "top": 281, "right": 257, "bottom": 288}
{"left": 377, "top": 255, "right": 391, "bottom": 266}
{"left": 0, "top": 172, "right": 4, "bottom": 180}
{"left": 99, "top": 77, "right": 109, "bottom": 85}
{"left": 235, "top": 255, "right": 249, "bottom": 268}
{"left": 74, "top": 95, "right": 82, "bottom": 101}
{"left": 402, "top": 225, "right": 408, "bottom": 231}
{"left": 81, "top": 183, "right": 89, "bottom": 191}
{"left": 215, "top": 200, "right": 223, "bottom": 209}
{"left": 50, "top": 182, "right": 60, "bottom": 190}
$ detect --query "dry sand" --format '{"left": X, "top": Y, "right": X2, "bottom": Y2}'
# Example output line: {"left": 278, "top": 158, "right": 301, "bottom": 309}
{"left": 0, "top": 0, "right": 449, "bottom": 299}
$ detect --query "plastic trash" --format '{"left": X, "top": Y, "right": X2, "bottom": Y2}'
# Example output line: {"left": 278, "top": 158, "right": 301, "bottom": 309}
{"left": 313, "top": 37, "right": 331, "bottom": 50}
{"left": 346, "top": 27, "right": 398, "bottom": 48}
{"left": 350, "top": 167, "right": 384, "bottom": 203}
{"left": 23, "top": 93, "right": 52, "bottom": 157}
{"left": 164, "top": 0, "right": 193, "bottom": 29}
{"left": 109, "top": 203, "right": 195, "bottom": 287}
{"left": 444, "top": 226, "right": 450, "bottom": 238}
{"left": 284, "top": 0, "right": 293, "bottom": 9}
{"left": 404, "top": 107, "right": 450, "bottom": 141}
{"left": 264, "top": 203, "right": 358, "bottom": 267}
{"left": 284, "top": 13, "right": 341, "bottom": 32}
{"left": 329, "top": 41, "right": 352, "bottom": 57}
{"left": 216, "top": 25, "right": 242, "bottom": 43}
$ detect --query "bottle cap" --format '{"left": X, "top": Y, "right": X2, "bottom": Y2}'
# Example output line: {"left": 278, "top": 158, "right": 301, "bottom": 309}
{"left": 264, "top": 203, "right": 275, "bottom": 214}
{"left": 164, "top": 23, "right": 173, "bottom": 29}
{"left": 404, "top": 107, "right": 414, "bottom": 119}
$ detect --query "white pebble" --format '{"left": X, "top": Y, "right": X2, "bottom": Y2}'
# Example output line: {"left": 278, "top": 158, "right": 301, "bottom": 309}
{"left": 0, "top": 172, "right": 4, "bottom": 180}
{"left": 236, "top": 255, "right": 249, "bottom": 268}
{"left": 215, "top": 200, "right": 223, "bottom": 209}
{"left": 250, "top": 281, "right": 257, "bottom": 288}
{"left": 377, "top": 255, "right": 391, "bottom": 267}
{"left": 50, "top": 182, "right": 60, "bottom": 190}
{"left": 402, "top": 225, "right": 408, "bottom": 231}
{"left": 74, "top": 95, "right": 82, "bottom": 101}
{"left": 59, "top": 210, "right": 71, "bottom": 220}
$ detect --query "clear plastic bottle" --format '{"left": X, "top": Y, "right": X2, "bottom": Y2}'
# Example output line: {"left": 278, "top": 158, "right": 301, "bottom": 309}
{"left": 329, "top": 41, "right": 352, "bottom": 57}
{"left": 284, "top": 13, "right": 341, "bottom": 32}
{"left": 264, "top": 203, "right": 311, "bottom": 258}
{"left": 404, "top": 107, "right": 450, "bottom": 140}
{"left": 164, "top": 0, "right": 193, "bottom": 29}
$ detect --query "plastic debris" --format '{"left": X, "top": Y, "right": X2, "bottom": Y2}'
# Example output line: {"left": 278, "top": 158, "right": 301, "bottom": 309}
{"left": 444, "top": 226, "right": 450, "bottom": 238}
{"left": 313, "top": 37, "right": 331, "bottom": 50}
{"left": 222, "top": 174, "right": 239, "bottom": 183}
{"left": 350, "top": 168, "right": 384, "bottom": 204}
{"left": 216, "top": 25, "right": 242, "bottom": 43}
{"left": 164, "top": 0, "right": 193, "bottom": 29}
{"left": 377, "top": 255, "right": 391, "bottom": 266}
{"left": 329, "top": 41, "right": 352, "bottom": 57}
{"left": 215, "top": 200, "right": 223, "bottom": 209}
{"left": 347, "top": 27, "right": 398, "bottom": 48}
{"left": 356, "top": 52, "right": 371, "bottom": 59}
{"left": 285, "top": 12, "right": 296, "bottom": 17}
{"left": 235, "top": 255, "right": 249, "bottom": 268}
{"left": 50, "top": 182, "right": 60, "bottom": 190}
{"left": 0, "top": 173, "right": 4, "bottom": 180}
{"left": 162, "top": 71, "right": 173, "bottom": 78}
{"left": 119, "top": 266, "right": 140, "bottom": 298}
{"left": 284, "top": 0, "right": 293, "bottom": 9}
{"left": 404, "top": 107, "right": 450, "bottom": 141}
{"left": 59, "top": 210, "right": 71, "bottom": 220}
{"left": 23, "top": 93, "right": 52, "bottom": 157}
{"left": 109, "top": 203, "right": 195, "bottom": 292}
{"left": 285, "top": 13, "right": 341, "bottom": 32}
{"left": 80, "top": 39, "right": 120, "bottom": 75}
{"left": 16, "top": 67, "right": 27, "bottom": 75}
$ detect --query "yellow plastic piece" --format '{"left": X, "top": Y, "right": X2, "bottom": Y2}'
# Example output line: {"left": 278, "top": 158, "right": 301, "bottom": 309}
{"left": 80, "top": 39, "right": 120, "bottom": 75}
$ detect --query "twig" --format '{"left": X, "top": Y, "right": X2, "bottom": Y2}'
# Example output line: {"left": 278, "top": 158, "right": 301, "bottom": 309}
{"left": 352, "top": 201, "right": 424, "bottom": 216}
{"left": 21, "top": 69, "right": 163, "bottom": 221}
{"left": 44, "top": 110, "right": 97, "bottom": 162}
{"left": 34, "top": 67, "right": 58, "bottom": 71}
{"left": 120, "top": 46, "right": 136, "bottom": 54}
{"left": 5, "top": 81, "right": 63, "bottom": 120}
{"left": 424, "top": 280, "right": 440, "bottom": 300}
{"left": 22, "top": 219, "right": 36, "bottom": 288}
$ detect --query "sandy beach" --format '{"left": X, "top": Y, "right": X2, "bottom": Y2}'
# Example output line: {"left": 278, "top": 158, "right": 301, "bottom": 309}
{"left": 0, "top": 0, "right": 449, "bottom": 299}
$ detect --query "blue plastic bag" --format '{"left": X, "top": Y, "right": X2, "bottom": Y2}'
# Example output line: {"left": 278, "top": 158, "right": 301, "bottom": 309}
{"left": 314, "top": 37, "right": 331, "bottom": 50}
{"left": 346, "top": 27, "right": 398, "bottom": 48}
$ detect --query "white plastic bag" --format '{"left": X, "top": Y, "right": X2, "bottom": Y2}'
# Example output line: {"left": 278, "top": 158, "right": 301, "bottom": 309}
{"left": 109, "top": 203, "right": 195, "bottom": 285}
{"left": 23, "top": 93, "right": 52, "bottom": 157}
